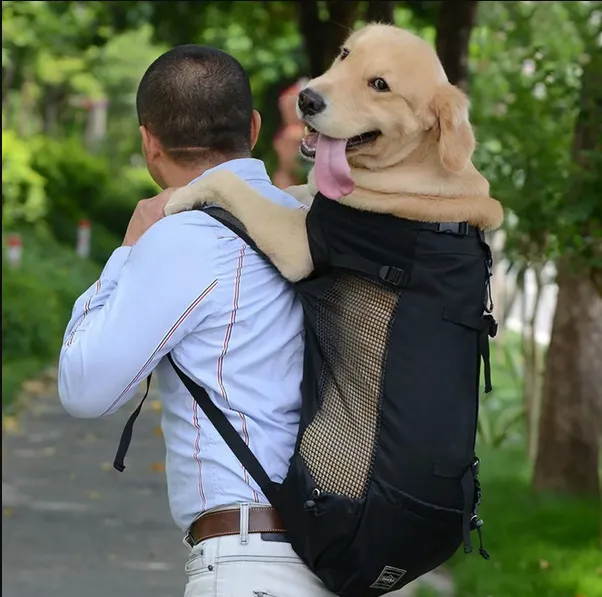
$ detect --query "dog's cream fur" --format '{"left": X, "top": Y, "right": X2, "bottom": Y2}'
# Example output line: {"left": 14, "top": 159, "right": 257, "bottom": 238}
{"left": 165, "top": 24, "right": 504, "bottom": 281}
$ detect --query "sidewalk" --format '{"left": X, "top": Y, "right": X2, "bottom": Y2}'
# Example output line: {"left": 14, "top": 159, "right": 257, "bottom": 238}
{"left": 2, "top": 377, "right": 184, "bottom": 597}
{"left": 2, "top": 373, "right": 453, "bottom": 597}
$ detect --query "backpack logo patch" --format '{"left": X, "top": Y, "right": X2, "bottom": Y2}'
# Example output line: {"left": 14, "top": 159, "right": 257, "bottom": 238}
{"left": 370, "top": 565, "right": 407, "bottom": 590}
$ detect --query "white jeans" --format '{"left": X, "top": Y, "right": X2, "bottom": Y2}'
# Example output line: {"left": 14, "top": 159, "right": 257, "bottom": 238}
{"left": 183, "top": 532, "right": 336, "bottom": 597}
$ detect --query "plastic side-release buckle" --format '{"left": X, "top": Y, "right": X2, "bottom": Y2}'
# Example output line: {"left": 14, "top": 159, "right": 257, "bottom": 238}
{"left": 378, "top": 266, "right": 409, "bottom": 288}
{"left": 437, "top": 222, "right": 469, "bottom": 235}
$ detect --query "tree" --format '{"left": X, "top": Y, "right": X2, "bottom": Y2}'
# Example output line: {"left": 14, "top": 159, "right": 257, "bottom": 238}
{"left": 467, "top": 1, "right": 599, "bottom": 457}
{"left": 296, "top": 0, "right": 396, "bottom": 74}
{"left": 296, "top": 1, "right": 361, "bottom": 76}
{"left": 435, "top": 0, "right": 479, "bottom": 91}
{"left": 533, "top": 22, "right": 602, "bottom": 496}
{"left": 110, "top": 1, "right": 399, "bottom": 76}
{"left": 93, "top": 0, "right": 406, "bottom": 167}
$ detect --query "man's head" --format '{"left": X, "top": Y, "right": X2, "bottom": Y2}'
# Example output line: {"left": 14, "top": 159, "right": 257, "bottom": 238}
{"left": 136, "top": 45, "right": 261, "bottom": 188}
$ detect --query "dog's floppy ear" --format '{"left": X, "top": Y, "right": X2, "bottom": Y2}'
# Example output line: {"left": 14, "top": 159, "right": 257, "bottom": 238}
{"left": 431, "top": 84, "right": 475, "bottom": 172}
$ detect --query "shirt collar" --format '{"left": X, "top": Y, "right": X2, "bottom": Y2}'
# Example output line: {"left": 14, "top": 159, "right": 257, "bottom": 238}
{"left": 187, "top": 158, "right": 271, "bottom": 187}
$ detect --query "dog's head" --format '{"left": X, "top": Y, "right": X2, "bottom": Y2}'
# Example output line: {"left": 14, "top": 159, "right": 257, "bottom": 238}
{"left": 298, "top": 25, "right": 476, "bottom": 198}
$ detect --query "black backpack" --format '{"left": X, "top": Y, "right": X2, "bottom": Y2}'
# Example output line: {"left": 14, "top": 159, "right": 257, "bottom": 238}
{"left": 115, "top": 194, "right": 496, "bottom": 596}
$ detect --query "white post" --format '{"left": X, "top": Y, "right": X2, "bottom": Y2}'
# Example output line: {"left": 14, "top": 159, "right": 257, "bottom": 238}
{"left": 76, "top": 219, "right": 91, "bottom": 259}
{"left": 5, "top": 234, "right": 23, "bottom": 268}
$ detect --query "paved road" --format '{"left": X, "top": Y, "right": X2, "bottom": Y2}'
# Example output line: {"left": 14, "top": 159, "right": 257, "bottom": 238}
{"left": 2, "top": 374, "right": 453, "bottom": 597}
{"left": 2, "top": 379, "right": 185, "bottom": 597}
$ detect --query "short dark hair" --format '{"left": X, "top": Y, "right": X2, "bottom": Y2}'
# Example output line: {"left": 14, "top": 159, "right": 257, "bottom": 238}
{"left": 136, "top": 45, "right": 253, "bottom": 164}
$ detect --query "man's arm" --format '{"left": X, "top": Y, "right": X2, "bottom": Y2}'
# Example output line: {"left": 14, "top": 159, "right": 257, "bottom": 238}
{"left": 58, "top": 212, "right": 218, "bottom": 418}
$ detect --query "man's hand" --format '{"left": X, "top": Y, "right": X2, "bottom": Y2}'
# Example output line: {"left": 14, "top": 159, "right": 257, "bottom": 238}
{"left": 122, "top": 188, "right": 177, "bottom": 247}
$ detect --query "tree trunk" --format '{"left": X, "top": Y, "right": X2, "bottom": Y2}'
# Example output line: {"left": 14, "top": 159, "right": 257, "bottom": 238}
{"left": 365, "top": 1, "right": 396, "bottom": 24}
{"left": 533, "top": 28, "right": 602, "bottom": 497}
{"left": 532, "top": 263, "right": 602, "bottom": 495}
{"left": 296, "top": 0, "right": 361, "bottom": 76}
{"left": 435, "top": 0, "right": 479, "bottom": 91}
{"left": 522, "top": 263, "right": 545, "bottom": 462}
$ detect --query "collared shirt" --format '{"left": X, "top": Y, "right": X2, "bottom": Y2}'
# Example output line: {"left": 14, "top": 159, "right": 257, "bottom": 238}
{"left": 58, "top": 158, "right": 305, "bottom": 530}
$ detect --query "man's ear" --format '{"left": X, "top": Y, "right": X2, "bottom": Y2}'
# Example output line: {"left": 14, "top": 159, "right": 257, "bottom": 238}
{"left": 250, "top": 110, "right": 262, "bottom": 150}
{"left": 140, "top": 125, "right": 163, "bottom": 161}
{"left": 431, "top": 84, "right": 475, "bottom": 172}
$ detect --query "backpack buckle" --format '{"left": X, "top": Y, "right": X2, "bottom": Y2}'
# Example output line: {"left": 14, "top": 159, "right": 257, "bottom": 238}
{"left": 379, "top": 266, "right": 408, "bottom": 288}
{"left": 437, "top": 222, "right": 469, "bottom": 235}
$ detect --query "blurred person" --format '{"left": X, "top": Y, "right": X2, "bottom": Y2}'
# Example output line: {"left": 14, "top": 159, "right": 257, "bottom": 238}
{"left": 272, "top": 78, "right": 309, "bottom": 189}
{"left": 58, "top": 45, "right": 333, "bottom": 597}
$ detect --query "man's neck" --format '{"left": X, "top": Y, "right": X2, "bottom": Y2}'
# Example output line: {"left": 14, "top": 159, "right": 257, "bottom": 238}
{"left": 161, "top": 154, "right": 250, "bottom": 189}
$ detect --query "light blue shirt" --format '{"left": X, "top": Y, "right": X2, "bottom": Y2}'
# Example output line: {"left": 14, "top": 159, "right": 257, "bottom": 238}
{"left": 58, "top": 158, "right": 305, "bottom": 530}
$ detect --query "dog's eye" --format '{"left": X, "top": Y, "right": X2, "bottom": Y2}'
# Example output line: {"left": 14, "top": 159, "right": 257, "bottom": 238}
{"left": 370, "top": 78, "right": 390, "bottom": 92}
{"left": 340, "top": 48, "right": 350, "bottom": 60}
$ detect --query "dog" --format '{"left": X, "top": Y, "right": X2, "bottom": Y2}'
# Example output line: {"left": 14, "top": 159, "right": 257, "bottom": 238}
{"left": 164, "top": 23, "right": 504, "bottom": 282}
{"left": 161, "top": 25, "right": 503, "bottom": 531}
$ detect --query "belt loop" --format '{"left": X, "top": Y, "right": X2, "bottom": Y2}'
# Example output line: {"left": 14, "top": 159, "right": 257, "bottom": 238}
{"left": 183, "top": 530, "right": 194, "bottom": 548}
{"left": 239, "top": 503, "right": 249, "bottom": 545}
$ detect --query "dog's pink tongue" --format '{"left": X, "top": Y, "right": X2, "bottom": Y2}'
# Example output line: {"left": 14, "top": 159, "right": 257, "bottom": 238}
{"left": 314, "top": 134, "right": 355, "bottom": 200}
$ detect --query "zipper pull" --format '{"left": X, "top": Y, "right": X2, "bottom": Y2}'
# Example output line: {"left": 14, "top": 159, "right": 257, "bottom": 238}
{"left": 303, "top": 488, "right": 322, "bottom": 513}
{"left": 474, "top": 517, "right": 490, "bottom": 560}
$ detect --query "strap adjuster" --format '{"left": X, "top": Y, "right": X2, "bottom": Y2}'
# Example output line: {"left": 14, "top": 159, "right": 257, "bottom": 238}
{"left": 483, "top": 314, "right": 498, "bottom": 338}
{"left": 379, "top": 266, "right": 408, "bottom": 287}
{"left": 437, "top": 222, "right": 469, "bottom": 235}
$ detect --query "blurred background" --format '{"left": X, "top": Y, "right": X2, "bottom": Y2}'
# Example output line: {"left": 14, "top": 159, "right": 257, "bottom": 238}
{"left": 2, "top": 2, "right": 601, "bottom": 597}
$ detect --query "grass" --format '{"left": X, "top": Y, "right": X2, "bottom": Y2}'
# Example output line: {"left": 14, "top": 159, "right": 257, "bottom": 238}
{"left": 448, "top": 331, "right": 602, "bottom": 597}
{"left": 449, "top": 330, "right": 602, "bottom": 597}
{"left": 448, "top": 443, "right": 601, "bottom": 597}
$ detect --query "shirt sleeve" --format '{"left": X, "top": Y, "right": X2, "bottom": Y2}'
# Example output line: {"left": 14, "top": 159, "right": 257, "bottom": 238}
{"left": 58, "top": 213, "right": 219, "bottom": 418}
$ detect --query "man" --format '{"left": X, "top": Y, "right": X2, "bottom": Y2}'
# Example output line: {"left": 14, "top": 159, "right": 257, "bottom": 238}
{"left": 58, "top": 45, "right": 333, "bottom": 596}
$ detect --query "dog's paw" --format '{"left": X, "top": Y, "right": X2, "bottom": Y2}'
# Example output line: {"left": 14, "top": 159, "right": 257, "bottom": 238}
{"left": 164, "top": 182, "right": 218, "bottom": 216}
{"left": 163, "top": 170, "right": 244, "bottom": 216}
{"left": 164, "top": 186, "right": 203, "bottom": 216}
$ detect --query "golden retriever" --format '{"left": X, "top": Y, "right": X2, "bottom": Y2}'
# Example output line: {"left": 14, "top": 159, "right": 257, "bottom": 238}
{"left": 164, "top": 23, "right": 504, "bottom": 281}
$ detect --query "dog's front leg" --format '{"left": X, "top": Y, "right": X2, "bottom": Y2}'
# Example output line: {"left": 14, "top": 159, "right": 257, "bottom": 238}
{"left": 165, "top": 171, "right": 314, "bottom": 282}
{"left": 284, "top": 184, "right": 314, "bottom": 208}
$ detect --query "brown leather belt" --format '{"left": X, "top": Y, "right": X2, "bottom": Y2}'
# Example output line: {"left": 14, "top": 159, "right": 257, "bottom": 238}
{"left": 187, "top": 506, "right": 286, "bottom": 546}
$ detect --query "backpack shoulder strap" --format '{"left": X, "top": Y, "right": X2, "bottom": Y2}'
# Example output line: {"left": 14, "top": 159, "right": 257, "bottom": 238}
{"left": 167, "top": 354, "right": 280, "bottom": 507}
{"left": 200, "top": 206, "right": 273, "bottom": 265}
{"left": 113, "top": 375, "right": 152, "bottom": 471}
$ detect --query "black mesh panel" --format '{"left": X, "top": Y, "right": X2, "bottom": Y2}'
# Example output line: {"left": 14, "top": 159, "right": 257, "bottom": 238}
{"left": 299, "top": 273, "right": 400, "bottom": 498}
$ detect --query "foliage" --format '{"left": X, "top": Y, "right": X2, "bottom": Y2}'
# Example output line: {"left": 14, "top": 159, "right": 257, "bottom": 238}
{"left": 2, "top": 227, "right": 100, "bottom": 408}
{"left": 2, "top": 133, "right": 158, "bottom": 264}
{"left": 2, "top": 1, "right": 114, "bottom": 135}
{"left": 1, "top": 129, "right": 47, "bottom": 226}
{"left": 470, "top": 1, "right": 601, "bottom": 267}
{"left": 448, "top": 443, "right": 602, "bottom": 597}
{"left": 89, "top": 24, "right": 166, "bottom": 166}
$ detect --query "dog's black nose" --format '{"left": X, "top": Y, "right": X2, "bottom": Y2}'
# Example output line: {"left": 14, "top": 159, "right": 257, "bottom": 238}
{"left": 298, "top": 88, "right": 326, "bottom": 116}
